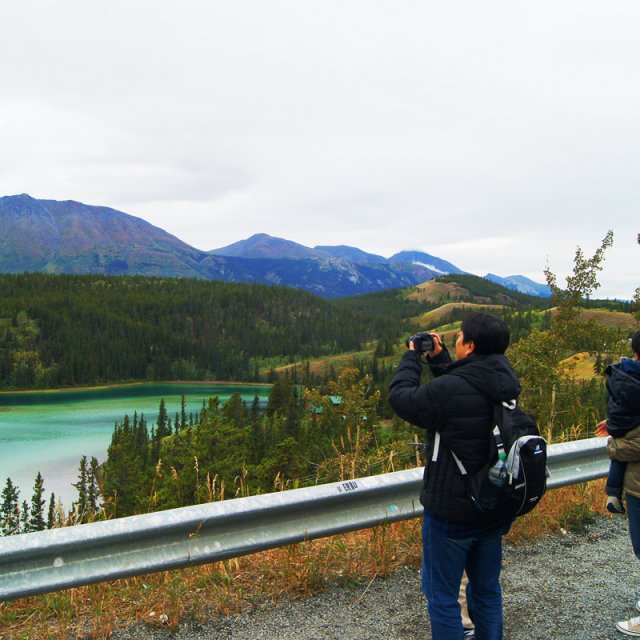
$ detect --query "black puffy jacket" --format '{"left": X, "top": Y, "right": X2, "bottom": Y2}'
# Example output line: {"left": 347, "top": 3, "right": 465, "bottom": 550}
{"left": 389, "top": 348, "right": 522, "bottom": 525}
{"left": 604, "top": 358, "right": 640, "bottom": 437}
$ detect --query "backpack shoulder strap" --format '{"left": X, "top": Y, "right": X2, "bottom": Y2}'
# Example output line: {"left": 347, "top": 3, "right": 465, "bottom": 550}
{"left": 432, "top": 431, "right": 442, "bottom": 462}
{"left": 493, "top": 398, "right": 519, "bottom": 449}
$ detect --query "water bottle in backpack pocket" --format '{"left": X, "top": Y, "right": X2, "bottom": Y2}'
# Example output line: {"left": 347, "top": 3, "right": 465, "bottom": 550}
{"left": 488, "top": 428, "right": 507, "bottom": 487}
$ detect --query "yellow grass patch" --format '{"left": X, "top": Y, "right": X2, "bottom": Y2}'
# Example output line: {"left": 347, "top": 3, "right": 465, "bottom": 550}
{"left": 268, "top": 350, "right": 374, "bottom": 378}
{"left": 560, "top": 352, "right": 597, "bottom": 381}
{"left": 579, "top": 309, "right": 637, "bottom": 330}
{"left": 549, "top": 307, "right": 637, "bottom": 330}
{"left": 412, "top": 302, "right": 506, "bottom": 331}
{"left": 407, "top": 280, "right": 473, "bottom": 303}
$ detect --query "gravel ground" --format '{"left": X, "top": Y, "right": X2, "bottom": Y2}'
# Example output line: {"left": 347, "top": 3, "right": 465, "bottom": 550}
{"left": 111, "top": 515, "right": 638, "bottom": 640}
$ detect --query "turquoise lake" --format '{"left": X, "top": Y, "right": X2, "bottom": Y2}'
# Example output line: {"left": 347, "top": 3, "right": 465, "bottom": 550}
{"left": 0, "top": 383, "right": 270, "bottom": 509}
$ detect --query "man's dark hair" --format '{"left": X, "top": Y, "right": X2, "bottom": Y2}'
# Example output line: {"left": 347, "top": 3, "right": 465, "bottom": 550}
{"left": 460, "top": 312, "right": 510, "bottom": 355}
{"left": 632, "top": 329, "right": 640, "bottom": 357}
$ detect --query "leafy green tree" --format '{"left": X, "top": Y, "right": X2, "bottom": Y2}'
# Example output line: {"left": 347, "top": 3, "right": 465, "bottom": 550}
{"left": 256, "top": 437, "right": 308, "bottom": 490}
{"left": 509, "top": 231, "right": 619, "bottom": 439}
{"left": 544, "top": 230, "right": 615, "bottom": 353}
{"left": 305, "top": 368, "right": 381, "bottom": 481}
{"left": 8, "top": 312, "right": 52, "bottom": 388}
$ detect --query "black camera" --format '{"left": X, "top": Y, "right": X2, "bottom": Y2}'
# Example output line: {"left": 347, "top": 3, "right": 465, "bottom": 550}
{"left": 405, "top": 331, "right": 435, "bottom": 353}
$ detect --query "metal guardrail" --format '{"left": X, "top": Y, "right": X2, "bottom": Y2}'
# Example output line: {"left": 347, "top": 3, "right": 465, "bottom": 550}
{"left": 0, "top": 437, "right": 609, "bottom": 601}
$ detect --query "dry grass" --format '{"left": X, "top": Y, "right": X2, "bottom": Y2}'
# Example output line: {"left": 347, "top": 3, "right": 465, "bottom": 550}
{"left": 578, "top": 308, "right": 636, "bottom": 330}
{"left": 408, "top": 281, "right": 471, "bottom": 302}
{"left": 559, "top": 352, "right": 597, "bottom": 381}
{"left": 411, "top": 302, "right": 506, "bottom": 329}
{"left": 264, "top": 349, "right": 375, "bottom": 379}
{"left": 548, "top": 307, "right": 636, "bottom": 330}
{"left": 506, "top": 477, "right": 608, "bottom": 542}
{"left": 0, "top": 479, "right": 611, "bottom": 640}
{"left": 407, "top": 301, "right": 506, "bottom": 347}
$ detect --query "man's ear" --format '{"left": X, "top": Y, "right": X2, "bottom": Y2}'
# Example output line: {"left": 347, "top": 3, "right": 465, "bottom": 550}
{"left": 462, "top": 339, "right": 475, "bottom": 357}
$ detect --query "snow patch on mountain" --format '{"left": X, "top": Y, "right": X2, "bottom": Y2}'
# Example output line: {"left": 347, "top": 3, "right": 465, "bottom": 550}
{"left": 412, "top": 261, "right": 446, "bottom": 275}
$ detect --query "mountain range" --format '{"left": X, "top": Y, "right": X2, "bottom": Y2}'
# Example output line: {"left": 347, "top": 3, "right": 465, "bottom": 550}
{"left": 0, "top": 194, "right": 550, "bottom": 298}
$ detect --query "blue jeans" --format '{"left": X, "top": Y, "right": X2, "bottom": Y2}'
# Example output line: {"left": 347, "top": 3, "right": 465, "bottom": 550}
{"left": 607, "top": 460, "right": 627, "bottom": 498}
{"left": 422, "top": 515, "right": 504, "bottom": 640}
{"left": 627, "top": 494, "right": 640, "bottom": 561}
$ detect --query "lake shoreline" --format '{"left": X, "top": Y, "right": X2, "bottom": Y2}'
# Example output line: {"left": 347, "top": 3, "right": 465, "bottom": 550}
{"left": 0, "top": 382, "right": 273, "bottom": 507}
{"left": 0, "top": 379, "right": 272, "bottom": 396}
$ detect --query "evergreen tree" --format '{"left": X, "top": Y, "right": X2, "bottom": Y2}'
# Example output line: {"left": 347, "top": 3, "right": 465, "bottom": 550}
{"left": 222, "top": 393, "right": 249, "bottom": 428}
{"left": 135, "top": 415, "right": 149, "bottom": 468}
{"left": 47, "top": 492, "right": 56, "bottom": 529}
{"left": 1, "top": 478, "right": 20, "bottom": 536}
{"left": 73, "top": 455, "right": 88, "bottom": 520}
{"left": 256, "top": 437, "right": 308, "bottom": 489}
{"left": 102, "top": 415, "right": 148, "bottom": 517}
{"left": 20, "top": 499, "right": 29, "bottom": 533}
{"left": 265, "top": 377, "right": 296, "bottom": 420}
{"left": 87, "top": 456, "right": 101, "bottom": 516}
{"left": 594, "top": 352, "right": 604, "bottom": 375}
{"left": 29, "top": 472, "right": 46, "bottom": 532}
{"left": 0, "top": 273, "right": 394, "bottom": 391}
{"left": 249, "top": 395, "right": 265, "bottom": 464}
{"left": 284, "top": 386, "right": 301, "bottom": 439}
{"left": 180, "top": 394, "right": 188, "bottom": 432}
{"left": 156, "top": 398, "right": 169, "bottom": 438}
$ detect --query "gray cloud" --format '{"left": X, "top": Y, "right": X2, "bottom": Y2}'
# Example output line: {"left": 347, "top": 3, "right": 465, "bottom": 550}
{"left": 1, "top": 1, "right": 638, "bottom": 299}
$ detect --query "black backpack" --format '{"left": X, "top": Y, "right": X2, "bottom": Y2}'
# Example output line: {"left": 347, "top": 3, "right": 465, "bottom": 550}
{"left": 449, "top": 400, "right": 548, "bottom": 517}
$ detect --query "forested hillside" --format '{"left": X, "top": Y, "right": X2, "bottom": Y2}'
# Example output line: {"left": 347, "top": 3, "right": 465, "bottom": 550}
{"left": 1, "top": 234, "right": 637, "bottom": 532}
{"left": 0, "top": 271, "right": 628, "bottom": 391}
{"left": 91, "top": 236, "right": 639, "bottom": 520}
{"left": 0, "top": 273, "right": 405, "bottom": 389}
{"left": 407, "top": 273, "right": 554, "bottom": 307}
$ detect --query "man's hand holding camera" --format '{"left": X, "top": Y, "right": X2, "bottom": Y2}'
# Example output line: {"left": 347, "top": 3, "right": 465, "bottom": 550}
{"left": 406, "top": 331, "right": 443, "bottom": 359}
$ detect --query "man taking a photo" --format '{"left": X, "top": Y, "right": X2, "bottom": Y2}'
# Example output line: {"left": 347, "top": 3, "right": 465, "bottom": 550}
{"left": 389, "top": 312, "right": 523, "bottom": 640}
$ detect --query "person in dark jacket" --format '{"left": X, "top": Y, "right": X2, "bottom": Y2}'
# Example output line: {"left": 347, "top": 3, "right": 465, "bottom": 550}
{"left": 595, "top": 329, "right": 640, "bottom": 636}
{"left": 389, "top": 312, "right": 521, "bottom": 640}
{"left": 596, "top": 329, "right": 640, "bottom": 514}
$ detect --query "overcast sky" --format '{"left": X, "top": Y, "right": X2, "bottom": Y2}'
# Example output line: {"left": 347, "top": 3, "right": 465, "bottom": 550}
{"left": 1, "top": 2, "right": 638, "bottom": 299}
